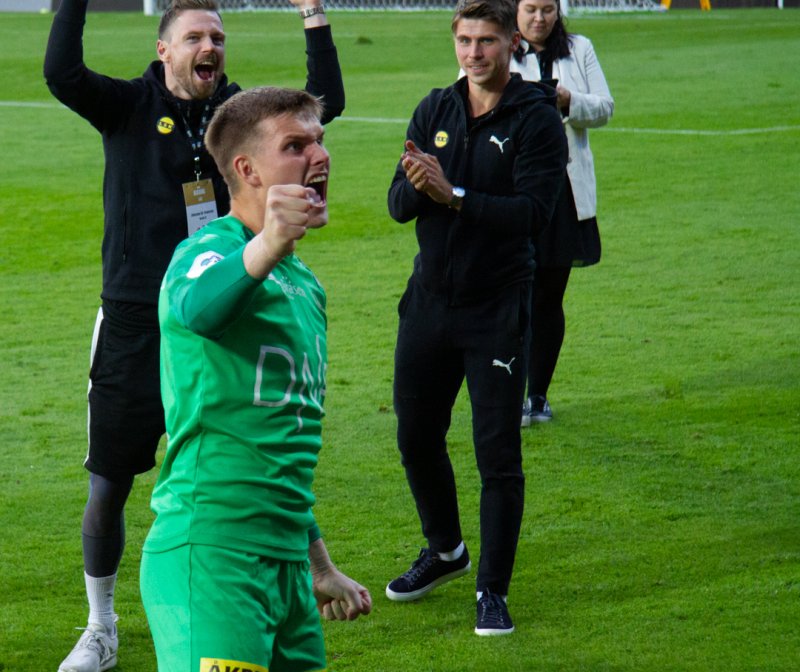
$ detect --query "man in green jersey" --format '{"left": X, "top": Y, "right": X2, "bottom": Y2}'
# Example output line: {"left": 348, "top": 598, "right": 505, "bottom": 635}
{"left": 140, "top": 86, "right": 371, "bottom": 672}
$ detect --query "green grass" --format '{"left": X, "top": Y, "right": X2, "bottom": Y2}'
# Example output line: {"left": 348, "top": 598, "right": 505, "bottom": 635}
{"left": 1, "top": 7, "right": 799, "bottom": 672}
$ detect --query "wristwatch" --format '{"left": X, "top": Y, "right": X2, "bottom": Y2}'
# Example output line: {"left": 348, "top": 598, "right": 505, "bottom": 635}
{"left": 449, "top": 186, "right": 465, "bottom": 209}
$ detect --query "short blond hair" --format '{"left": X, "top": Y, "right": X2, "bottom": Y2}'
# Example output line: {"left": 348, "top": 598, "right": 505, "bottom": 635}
{"left": 205, "top": 87, "right": 323, "bottom": 194}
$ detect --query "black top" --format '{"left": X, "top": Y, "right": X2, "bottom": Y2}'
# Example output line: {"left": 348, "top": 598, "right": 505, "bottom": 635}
{"left": 388, "top": 75, "right": 568, "bottom": 306}
{"left": 44, "top": 0, "right": 344, "bottom": 311}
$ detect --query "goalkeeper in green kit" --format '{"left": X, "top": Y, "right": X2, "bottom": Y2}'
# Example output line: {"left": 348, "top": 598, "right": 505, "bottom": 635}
{"left": 139, "top": 86, "right": 371, "bottom": 672}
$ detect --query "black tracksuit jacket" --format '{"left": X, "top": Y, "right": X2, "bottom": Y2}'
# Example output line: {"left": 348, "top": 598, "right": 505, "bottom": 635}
{"left": 44, "top": 0, "right": 344, "bottom": 314}
{"left": 388, "top": 74, "right": 567, "bottom": 306}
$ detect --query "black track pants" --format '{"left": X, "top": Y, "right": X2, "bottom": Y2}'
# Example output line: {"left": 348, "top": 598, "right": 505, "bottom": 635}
{"left": 393, "top": 279, "right": 530, "bottom": 595}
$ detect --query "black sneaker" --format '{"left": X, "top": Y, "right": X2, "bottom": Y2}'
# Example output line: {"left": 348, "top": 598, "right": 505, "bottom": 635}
{"left": 475, "top": 590, "right": 514, "bottom": 636}
{"left": 521, "top": 395, "right": 553, "bottom": 427}
{"left": 385, "top": 547, "right": 471, "bottom": 601}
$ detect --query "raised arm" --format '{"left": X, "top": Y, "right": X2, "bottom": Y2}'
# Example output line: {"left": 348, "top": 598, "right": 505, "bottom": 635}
{"left": 43, "top": 0, "right": 89, "bottom": 93}
{"left": 43, "top": 0, "right": 138, "bottom": 131}
{"left": 289, "top": 0, "right": 345, "bottom": 123}
{"left": 170, "top": 183, "right": 325, "bottom": 338}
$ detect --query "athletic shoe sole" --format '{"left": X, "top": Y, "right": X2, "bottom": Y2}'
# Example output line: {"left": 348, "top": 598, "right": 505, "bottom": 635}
{"left": 522, "top": 411, "right": 553, "bottom": 427}
{"left": 475, "top": 625, "right": 515, "bottom": 636}
{"left": 59, "top": 655, "right": 117, "bottom": 672}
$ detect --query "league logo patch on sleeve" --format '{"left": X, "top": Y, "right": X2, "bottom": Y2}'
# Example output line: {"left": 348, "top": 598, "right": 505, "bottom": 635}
{"left": 186, "top": 250, "right": 223, "bottom": 279}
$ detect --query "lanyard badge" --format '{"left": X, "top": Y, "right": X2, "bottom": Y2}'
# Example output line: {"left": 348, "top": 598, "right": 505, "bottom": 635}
{"left": 180, "top": 104, "right": 218, "bottom": 236}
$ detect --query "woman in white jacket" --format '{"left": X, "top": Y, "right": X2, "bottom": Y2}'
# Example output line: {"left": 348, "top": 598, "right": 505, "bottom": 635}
{"left": 515, "top": 0, "right": 614, "bottom": 424}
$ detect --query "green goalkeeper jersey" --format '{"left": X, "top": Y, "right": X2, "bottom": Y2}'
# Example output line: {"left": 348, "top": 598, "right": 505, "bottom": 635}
{"left": 145, "top": 215, "right": 326, "bottom": 562}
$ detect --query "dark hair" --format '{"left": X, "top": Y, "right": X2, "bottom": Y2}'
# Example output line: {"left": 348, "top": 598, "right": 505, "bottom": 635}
{"left": 544, "top": 9, "right": 571, "bottom": 59}
{"left": 205, "top": 87, "right": 323, "bottom": 194}
{"left": 158, "top": 0, "right": 221, "bottom": 40}
{"left": 517, "top": 0, "right": 571, "bottom": 59}
{"left": 452, "top": 0, "right": 518, "bottom": 39}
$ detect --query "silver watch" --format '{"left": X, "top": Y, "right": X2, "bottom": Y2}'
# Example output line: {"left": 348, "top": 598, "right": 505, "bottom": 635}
{"left": 449, "top": 186, "right": 465, "bottom": 209}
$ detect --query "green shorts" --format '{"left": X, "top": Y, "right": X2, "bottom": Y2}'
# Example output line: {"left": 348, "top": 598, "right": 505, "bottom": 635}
{"left": 140, "top": 544, "right": 326, "bottom": 672}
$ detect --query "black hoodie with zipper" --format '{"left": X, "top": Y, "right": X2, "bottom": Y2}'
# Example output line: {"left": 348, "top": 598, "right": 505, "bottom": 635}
{"left": 388, "top": 74, "right": 567, "bottom": 306}
{"left": 44, "top": 0, "right": 344, "bottom": 313}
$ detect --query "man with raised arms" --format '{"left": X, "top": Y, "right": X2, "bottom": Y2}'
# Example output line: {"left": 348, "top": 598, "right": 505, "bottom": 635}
{"left": 44, "top": 1, "right": 344, "bottom": 670}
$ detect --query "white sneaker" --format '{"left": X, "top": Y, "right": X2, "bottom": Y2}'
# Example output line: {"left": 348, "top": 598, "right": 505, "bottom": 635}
{"left": 58, "top": 622, "right": 118, "bottom": 672}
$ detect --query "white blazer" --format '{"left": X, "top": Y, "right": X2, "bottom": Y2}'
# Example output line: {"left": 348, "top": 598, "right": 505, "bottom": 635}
{"left": 512, "top": 34, "right": 614, "bottom": 221}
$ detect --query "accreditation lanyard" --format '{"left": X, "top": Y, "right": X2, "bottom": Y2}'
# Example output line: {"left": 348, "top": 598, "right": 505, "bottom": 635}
{"left": 180, "top": 103, "right": 218, "bottom": 236}
{"left": 182, "top": 103, "right": 212, "bottom": 181}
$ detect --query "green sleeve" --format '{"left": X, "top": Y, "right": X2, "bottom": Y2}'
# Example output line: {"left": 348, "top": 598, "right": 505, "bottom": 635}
{"left": 308, "top": 522, "right": 322, "bottom": 544}
{"left": 172, "top": 247, "right": 262, "bottom": 339}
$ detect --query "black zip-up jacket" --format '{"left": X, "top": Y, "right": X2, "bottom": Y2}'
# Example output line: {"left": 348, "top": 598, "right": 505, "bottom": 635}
{"left": 44, "top": 0, "right": 344, "bottom": 313}
{"left": 388, "top": 74, "right": 567, "bottom": 306}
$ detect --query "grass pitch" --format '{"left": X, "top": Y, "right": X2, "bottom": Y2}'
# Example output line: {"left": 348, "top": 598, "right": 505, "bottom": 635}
{"left": 1, "top": 8, "right": 799, "bottom": 672}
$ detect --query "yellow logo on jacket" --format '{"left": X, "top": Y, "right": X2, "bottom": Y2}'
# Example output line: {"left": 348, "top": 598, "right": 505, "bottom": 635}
{"left": 156, "top": 116, "right": 175, "bottom": 135}
{"left": 434, "top": 130, "right": 449, "bottom": 148}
